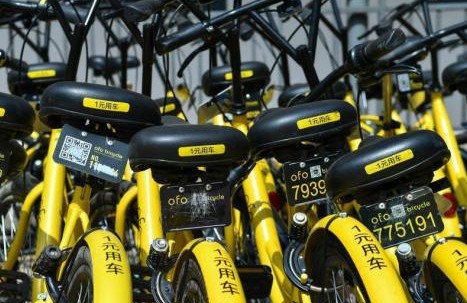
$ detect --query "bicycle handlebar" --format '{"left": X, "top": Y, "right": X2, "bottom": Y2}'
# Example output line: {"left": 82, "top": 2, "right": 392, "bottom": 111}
{"left": 358, "top": 0, "right": 422, "bottom": 39}
{"left": 0, "top": 0, "right": 88, "bottom": 24}
{"left": 122, "top": 0, "right": 168, "bottom": 22}
{"left": 364, "top": 29, "right": 406, "bottom": 62}
{"left": 349, "top": 28, "right": 406, "bottom": 70}
{"left": 0, "top": 49, "right": 28, "bottom": 71}
{"left": 157, "top": 22, "right": 206, "bottom": 54}
{"left": 288, "top": 29, "right": 406, "bottom": 106}
{"left": 155, "top": 0, "right": 282, "bottom": 54}
{"left": 383, "top": 20, "right": 467, "bottom": 63}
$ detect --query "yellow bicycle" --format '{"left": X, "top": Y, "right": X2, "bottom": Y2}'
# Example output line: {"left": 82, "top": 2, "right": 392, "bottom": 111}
{"left": 4, "top": 81, "right": 163, "bottom": 302}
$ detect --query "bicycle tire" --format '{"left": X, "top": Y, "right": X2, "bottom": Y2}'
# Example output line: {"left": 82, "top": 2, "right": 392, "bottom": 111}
{"left": 0, "top": 172, "right": 40, "bottom": 273}
{"left": 60, "top": 229, "right": 133, "bottom": 303}
{"left": 308, "top": 233, "right": 370, "bottom": 303}
{"left": 425, "top": 263, "right": 466, "bottom": 303}
{"left": 173, "top": 239, "right": 246, "bottom": 303}
{"left": 61, "top": 246, "right": 94, "bottom": 303}
{"left": 305, "top": 215, "right": 411, "bottom": 303}
{"left": 174, "top": 256, "right": 208, "bottom": 303}
{"left": 424, "top": 238, "right": 467, "bottom": 302}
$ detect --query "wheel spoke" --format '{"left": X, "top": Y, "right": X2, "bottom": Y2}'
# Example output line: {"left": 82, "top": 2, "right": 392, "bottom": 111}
{"left": 2, "top": 215, "right": 7, "bottom": 260}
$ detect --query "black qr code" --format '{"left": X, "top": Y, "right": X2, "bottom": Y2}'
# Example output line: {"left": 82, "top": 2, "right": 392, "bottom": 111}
{"left": 59, "top": 136, "right": 92, "bottom": 166}
{"left": 391, "top": 204, "right": 406, "bottom": 218}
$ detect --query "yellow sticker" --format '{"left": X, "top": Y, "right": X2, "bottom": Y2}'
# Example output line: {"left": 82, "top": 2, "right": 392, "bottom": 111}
{"left": 178, "top": 144, "right": 225, "bottom": 157}
{"left": 245, "top": 100, "right": 259, "bottom": 107}
{"left": 159, "top": 103, "right": 176, "bottom": 113}
{"left": 83, "top": 97, "right": 130, "bottom": 113}
{"left": 296, "top": 111, "right": 340, "bottom": 129}
{"left": 365, "top": 149, "right": 414, "bottom": 175}
{"left": 224, "top": 70, "right": 254, "bottom": 80}
{"left": 27, "top": 69, "right": 56, "bottom": 79}
{"left": 0, "top": 108, "right": 5, "bottom": 117}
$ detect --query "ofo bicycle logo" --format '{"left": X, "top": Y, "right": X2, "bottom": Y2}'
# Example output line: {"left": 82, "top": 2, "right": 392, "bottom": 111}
{"left": 168, "top": 195, "right": 189, "bottom": 205}
{"left": 371, "top": 212, "right": 391, "bottom": 224}
{"left": 290, "top": 170, "right": 309, "bottom": 182}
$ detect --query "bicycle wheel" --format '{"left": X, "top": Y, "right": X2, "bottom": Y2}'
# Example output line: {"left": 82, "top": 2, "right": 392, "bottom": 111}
{"left": 0, "top": 172, "right": 39, "bottom": 272}
{"left": 426, "top": 264, "right": 466, "bottom": 303}
{"left": 60, "top": 229, "right": 133, "bottom": 303}
{"left": 62, "top": 246, "right": 93, "bottom": 303}
{"left": 424, "top": 238, "right": 467, "bottom": 302}
{"left": 173, "top": 239, "right": 246, "bottom": 303}
{"left": 308, "top": 233, "right": 369, "bottom": 303}
{"left": 174, "top": 256, "right": 208, "bottom": 303}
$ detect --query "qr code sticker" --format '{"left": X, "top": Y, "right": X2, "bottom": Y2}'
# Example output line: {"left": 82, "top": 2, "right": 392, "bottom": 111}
{"left": 59, "top": 135, "right": 92, "bottom": 166}
{"left": 397, "top": 74, "right": 411, "bottom": 92}
{"left": 391, "top": 204, "right": 406, "bottom": 218}
{"left": 309, "top": 165, "right": 322, "bottom": 178}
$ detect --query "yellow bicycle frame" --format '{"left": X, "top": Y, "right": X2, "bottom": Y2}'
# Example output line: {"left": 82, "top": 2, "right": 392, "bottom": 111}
{"left": 27, "top": 128, "right": 132, "bottom": 302}
{"left": 33, "top": 128, "right": 66, "bottom": 301}
{"left": 211, "top": 114, "right": 308, "bottom": 303}
{"left": 2, "top": 182, "right": 43, "bottom": 270}
{"left": 113, "top": 122, "right": 249, "bottom": 300}
{"left": 135, "top": 170, "right": 164, "bottom": 262}
{"left": 431, "top": 91, "right": 467, "bottom": 206}
{"left": 373, "top": 76, "right": 463, "bottom": 237}
{"left": 347, "top": 77, "right": 465, "bottom": 299}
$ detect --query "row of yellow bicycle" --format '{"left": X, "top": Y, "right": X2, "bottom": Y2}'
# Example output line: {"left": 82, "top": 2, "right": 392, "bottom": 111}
{"left": 0, "top": 0, "right": 466, "bottom": 302}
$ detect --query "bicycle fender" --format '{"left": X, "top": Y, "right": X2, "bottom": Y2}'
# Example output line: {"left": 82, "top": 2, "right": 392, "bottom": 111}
{"left": 304, "top": 214, "right": 411, "bottom": 303}
{"left": 63, "top": 229, "right": 133, "bottom": 303}
{"left": 424, "top": 237, "right": 467, "bottom": 300}
{"left": 173, "top": 239, "right": 247, "bottom": 303}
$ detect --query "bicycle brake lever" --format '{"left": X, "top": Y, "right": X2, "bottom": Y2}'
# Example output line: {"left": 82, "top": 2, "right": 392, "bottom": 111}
{"left": 358, "top": 64, "right": 420, "bottom": 89}
{"left": 377, "top": 64, "right": 421, "bottom": 76}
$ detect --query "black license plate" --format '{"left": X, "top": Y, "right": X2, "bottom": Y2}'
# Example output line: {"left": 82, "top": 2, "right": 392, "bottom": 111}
{"left": 53, "top": 124, "right": 129, "bottom": 183}
{"left": 282, "top": 154, "right": 338, "bottom": 206}
{"left": 360, "top": 186, "right": 444, "bottom": 248}
{"left": 160, "top": 181, "right": 231, "bottom": 232}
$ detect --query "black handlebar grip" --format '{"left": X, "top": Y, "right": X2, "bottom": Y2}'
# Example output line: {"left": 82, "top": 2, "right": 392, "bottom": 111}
{"left": 0, "top": 0, "right": 40, "bottom": 13}
{"left": 348, "top": 28, "right": 406, "bottom": 71}
{"left": 156, "top": 22, "right": 206, "bottom": 55}
{"left": 363, "top": 28, "right": 406, "bottom": 63}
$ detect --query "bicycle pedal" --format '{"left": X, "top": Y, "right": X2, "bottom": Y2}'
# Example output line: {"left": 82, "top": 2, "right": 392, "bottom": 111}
{"left": 131, "top": 265, "right": 154, "bottom": 302}
{"left": 237, "top": 265, "right": 273, "bottom": 299}
{"left": 0, "top": 269, "right": 31, "bottom": 303}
